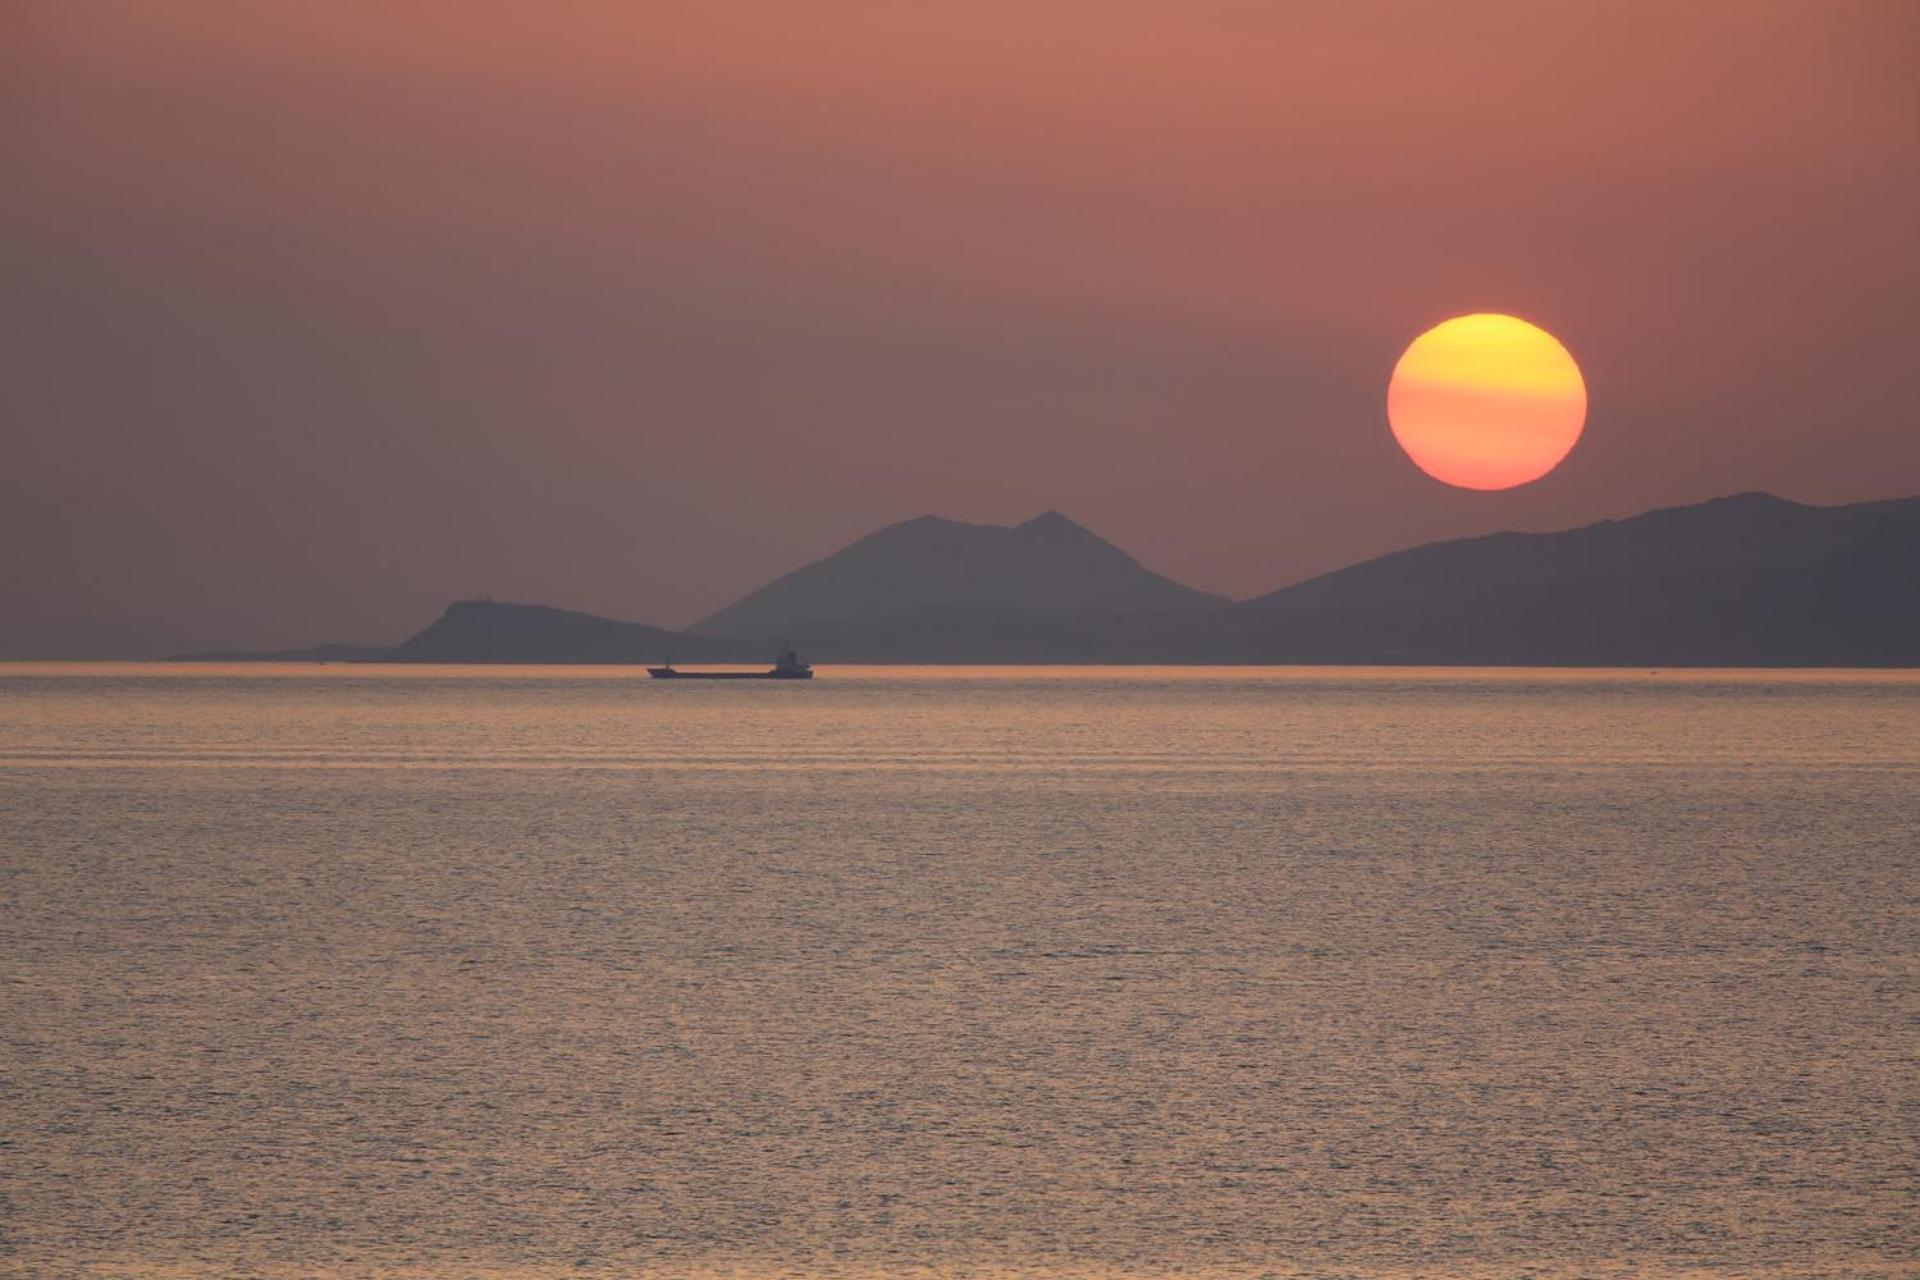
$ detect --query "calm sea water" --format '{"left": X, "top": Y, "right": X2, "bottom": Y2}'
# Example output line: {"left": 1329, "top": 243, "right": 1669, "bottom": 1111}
{"left": 2, "top": 664, "right": 1916, "bottom": 1280}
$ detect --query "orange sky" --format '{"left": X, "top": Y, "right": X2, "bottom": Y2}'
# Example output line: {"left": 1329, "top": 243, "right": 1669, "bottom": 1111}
{"left": 4, "top": 2, "right": 1916, "bottom": 649}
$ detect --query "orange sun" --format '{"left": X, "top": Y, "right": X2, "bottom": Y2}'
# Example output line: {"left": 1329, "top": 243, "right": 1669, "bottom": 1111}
{"left": 1387, "top": 313, "right": 1587, "bottom": 490}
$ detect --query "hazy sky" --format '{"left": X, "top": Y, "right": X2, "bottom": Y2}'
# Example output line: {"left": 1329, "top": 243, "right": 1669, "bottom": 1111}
{"left": 6, "top": 2, "right": 1917, "bottom": 651}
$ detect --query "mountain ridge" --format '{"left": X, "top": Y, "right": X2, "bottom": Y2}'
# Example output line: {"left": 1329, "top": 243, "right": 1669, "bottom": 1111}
{"left": 1244, "top": 490, "right": 1920, "bottom": 616}
{"left": 153, "top": 491, "right": 1920, "bottom": 666}
{"left": 690, "top": 509, "right": 1226, "bottom": 638}
{"left": 384, "top": 600, "right": 754, "bottom": 664}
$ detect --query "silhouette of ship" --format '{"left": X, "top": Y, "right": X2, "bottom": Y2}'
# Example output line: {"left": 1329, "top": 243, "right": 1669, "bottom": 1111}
{"left": 648, "top": 644, "right": 814, "bottom": 680}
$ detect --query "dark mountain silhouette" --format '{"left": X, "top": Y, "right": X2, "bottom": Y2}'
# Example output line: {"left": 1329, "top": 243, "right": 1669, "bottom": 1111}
{"left": 1212, "top": 515, "right": 1920, "bottom": 667}
{"left": 154, "top": 492, "right": 1919, "bottom": 666}
{"left": 1202, "top": 491, "right": 1920, "bottom": 666}
{"left": 386, "top": 600, "right": 753, "bottom": 664}
{"left": 1242, "top": 491, "right": 1920, "bottom": 617}
{"left": 691, "top": 510, "right": 1225, "bottom": 638}
{"left": 767, "top": 492, "right": 1920, "bottom": 665}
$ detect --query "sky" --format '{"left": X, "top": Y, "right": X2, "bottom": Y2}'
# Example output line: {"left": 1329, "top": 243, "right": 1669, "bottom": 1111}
{"left": 4, "top": 1, "right": 1917, "bottom": 652}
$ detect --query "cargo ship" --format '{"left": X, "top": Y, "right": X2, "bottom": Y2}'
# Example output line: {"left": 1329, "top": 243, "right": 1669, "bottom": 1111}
{"left": 648, "top": 644, "right": 814, "bottom": 680}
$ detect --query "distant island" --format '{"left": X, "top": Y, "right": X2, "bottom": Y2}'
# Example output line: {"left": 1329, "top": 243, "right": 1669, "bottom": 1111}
{"left": 691, "top": 509, "right": 1226, "bottom": 637}
{"left": 168, "top": 491, "right": 1919, "bottom": 667}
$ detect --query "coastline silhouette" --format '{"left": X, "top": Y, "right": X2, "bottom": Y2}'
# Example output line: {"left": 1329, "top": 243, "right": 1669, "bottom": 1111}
{"left": 155, "top": 491, "right": 1920, "bottom": 668}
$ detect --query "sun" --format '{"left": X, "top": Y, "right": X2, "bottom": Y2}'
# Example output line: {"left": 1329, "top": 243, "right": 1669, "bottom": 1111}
{"left": 1387, "top": 314, "right": 1587, "bottom": 490}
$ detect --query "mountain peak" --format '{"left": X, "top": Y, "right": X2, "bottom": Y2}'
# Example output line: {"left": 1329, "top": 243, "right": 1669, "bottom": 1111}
{"left": 891, "top": 513, "right": 973, "bottom": 531}
{"left": 1705, "top": 490, "right": 1797, "bottom": 510}
{"left": 691, "top": 510, "right": 1224, "bottom": 637}
{"left": 1014, "top": 510, "right": 1109, "bottom": 547}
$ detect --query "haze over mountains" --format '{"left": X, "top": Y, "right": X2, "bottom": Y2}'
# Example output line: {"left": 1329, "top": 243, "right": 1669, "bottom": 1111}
{"left": 1236, "top": 492, "right": 1920, "bottom": 666}
{"left": 694, "top": 511, "right": 1224, "bottom": 637}
{"left": 153, "top": 492, "right": 1920, "bottom": 666}
{"left": 379, "top": 602, "right": 760, "bottom": 666}
{"left": 1243, "top": 492, "right": 1920, "bottom": 616}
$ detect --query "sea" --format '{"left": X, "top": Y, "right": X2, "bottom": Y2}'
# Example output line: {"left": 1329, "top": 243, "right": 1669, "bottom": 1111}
{"left": 2, "top": 663, "right": 1915, "bottom": 1280}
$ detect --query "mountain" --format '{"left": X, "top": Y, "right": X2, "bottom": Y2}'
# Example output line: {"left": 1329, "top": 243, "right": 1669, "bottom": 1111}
{"left": 152, "top": 491, "right": 1920, "bottom": 667}
{"left": 691, "top": 510, "right": 1225, "bottom": 638}
{"left": 386, "top": 600, "right": 753, "bottom": 664}
{"left": 1224, "top": 492, "right": 1920, "bottom": 666}
{"left": 764, "top": 491, "right": 1919, "bottom": 664}
{"left": 1243, "top": 491, "right": 1920, "bottom": 617}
